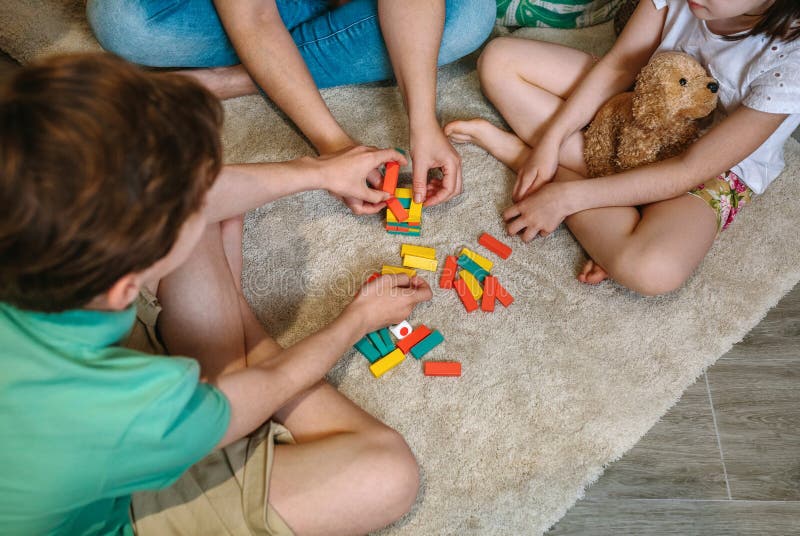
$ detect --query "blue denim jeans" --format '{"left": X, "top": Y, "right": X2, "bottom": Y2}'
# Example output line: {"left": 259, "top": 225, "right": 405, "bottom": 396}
{"left": 87, "top": 0, "right": 496, "bottom": 88}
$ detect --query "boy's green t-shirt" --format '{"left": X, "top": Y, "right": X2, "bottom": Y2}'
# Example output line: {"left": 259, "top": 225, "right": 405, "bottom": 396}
{"left": 0, "top": 302, "right": 231, "bottom": 535}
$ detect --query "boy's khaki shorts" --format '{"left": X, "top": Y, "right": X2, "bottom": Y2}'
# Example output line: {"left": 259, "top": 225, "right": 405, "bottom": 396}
{"left": 123, "top": 289, "right": 295, "bottom": 536}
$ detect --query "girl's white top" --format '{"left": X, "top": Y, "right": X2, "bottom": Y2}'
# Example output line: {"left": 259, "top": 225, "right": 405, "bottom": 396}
{"left": 652, "top": 0, "right": 800, "bottom": 193}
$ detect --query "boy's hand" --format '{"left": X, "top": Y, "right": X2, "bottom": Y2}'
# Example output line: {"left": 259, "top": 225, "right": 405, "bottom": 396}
{"left": 309, "top": 146, "right": 408, "bottom": 215}
{"left": 344, "top": 274, "right": 433, "bottom": 334}
{"left": 513, "top": 139, "right": 560, "bottom": 202}
{"left": 503, "top": 182, "right": 569, "bottom": 242}
{"left": 410, "top": 123, "right": 463, "bottom": 207}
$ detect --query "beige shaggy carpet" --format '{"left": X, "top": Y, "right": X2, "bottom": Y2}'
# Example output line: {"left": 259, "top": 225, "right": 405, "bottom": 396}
{"left": 4, "top": 3, "right": 800, "bottom": 534}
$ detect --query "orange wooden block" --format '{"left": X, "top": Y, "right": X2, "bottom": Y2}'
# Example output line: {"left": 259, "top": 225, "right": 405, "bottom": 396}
{"left": 396, "top": 325, "right": 432, "bottom": 354}
{"left": 454, "top": 279, "right": 478, "bottom": 313}
{"left": 478, "top": 232, "right": 512, "bottom": 259}
{"left": 439, "top": 255, "right": 458, "bottom": 289}
{"left": 495, "top": 278, "right": 514, "bottom": 307}
{"left": 382, "top": 161, "right": 399, "bottom": 194}
{"left": 424, "top": 361, "right": 461, "bottom": 377}
{"left": 386, "top": 197, "right": 409, "bottom": 222}
{"left": 481, "top": 275, "right": 497, "bottom": 312}
{"left": 365, "top": 272, "right": 381, "bottom": 284}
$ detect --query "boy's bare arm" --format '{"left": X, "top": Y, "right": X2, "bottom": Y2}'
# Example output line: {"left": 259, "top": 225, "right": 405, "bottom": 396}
{"left": 211, "top": 275, "right": 432, "bottom": 448}
{"left": 204, "top": 147, "right": 406, "bottom": 223}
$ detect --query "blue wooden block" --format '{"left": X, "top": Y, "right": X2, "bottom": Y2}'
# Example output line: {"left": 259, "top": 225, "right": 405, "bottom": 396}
{"left": 457, "top": 254, "right": 489, "bottom": 283}
{"left": 354, "top": 337, "right": 381, "bottom": 363}
{"left": 378, "top": 328, "right": 393, "bottom": 349}
{"left": 368, "top": 330, "right": 392, "bottom": 356}
{"left": 397, "top": 197, "right": 411, "bottom": 209}
{"left": 409, "top": 330, "right": 444, "bottom": 359}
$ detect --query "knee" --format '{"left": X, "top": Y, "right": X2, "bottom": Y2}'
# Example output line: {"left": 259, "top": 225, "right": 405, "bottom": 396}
{"left": 477, "top": 37, "right": 514, "bottom": 91}
{"left": 87, "top": 0, "right": 159, "bottom": 64}
{"left": 440, "top": 0, "right": 496, "bottom": 65}
{"left": 611, "top": 246, "right": 692, "bottom": 296}
{"left": 361, "top": 427, "right": 420, "bottom": 519}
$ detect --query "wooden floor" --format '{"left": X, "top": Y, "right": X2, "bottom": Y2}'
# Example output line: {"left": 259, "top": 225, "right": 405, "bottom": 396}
{"left": 2, "top": 52, "right": 798, "bottom": 535}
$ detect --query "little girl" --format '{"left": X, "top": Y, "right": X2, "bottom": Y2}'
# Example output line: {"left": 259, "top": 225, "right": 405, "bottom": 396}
{"left": 446, "top": 0, "right": 800, "bottom": 295}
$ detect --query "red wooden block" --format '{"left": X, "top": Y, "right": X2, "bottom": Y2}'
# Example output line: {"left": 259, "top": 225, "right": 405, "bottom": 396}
{"left": 439, "top": 255, "right": 458, "bottom": 289}
{"left": 386, "top": 197, "right": 409, "bottom": 222}
{"left": 365, "top": 272, "right": 381, "bottom": 284}
{"left": 396, "top": 325, "right": 432, "bottom": 354}
{"left": 481, "top": 275, "right": 497, "bottom": 312}
{"left": 382, "top": 161, "right": 400, "bottom": 194}
{"left": 424, "top": 361, "right": 461, "bottom": 377}
{"left": 454, "top": 279, "right": 478, "bottom": 313}
{"left": 478, "top": 232, "right": 512, "bottom": 259}
{"left": 494, "top": 278, "right": 514, "bottom": 307}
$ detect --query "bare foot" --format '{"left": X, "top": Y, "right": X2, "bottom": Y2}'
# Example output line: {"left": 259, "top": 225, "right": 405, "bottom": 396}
{"left": 577, "top": 259, "right": 609, "bottom": 285}
{"left": 176, "top": 65, "right": 259, "bottom": 100}
{"left": 443, "top": 119, "right": 530, "bottom": 171}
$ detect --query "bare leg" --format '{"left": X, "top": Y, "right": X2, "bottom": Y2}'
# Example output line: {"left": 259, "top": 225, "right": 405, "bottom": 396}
{"left": 176, "top": 65, "right": 259, "bottom": 100}
{"left": 156, "top": 219, "right": 418, "bottom": 536}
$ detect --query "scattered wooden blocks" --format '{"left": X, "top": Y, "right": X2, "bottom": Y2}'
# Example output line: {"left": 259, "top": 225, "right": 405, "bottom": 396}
{"left": 478, "top": 232, "right": 512, "bottom": 259}
{"left": 424, "top": 361, "right": 461, "bottom": 377}
{"left": 481, "top": 276, "right": 496, "bottom": 312}
{"left": 382, "top": 161, "right": 399, "bottom": 194}
{"left": 381, "top": 265, "right": 417, "bottom": 277}
{"left": 454, "top": 279, "right": 478, "bottom": 313}
{"left": 386, "top": 197, "right": 409, "bottom": 222}
{"left": 456, "top": 253, "right": 489, "bottom": 283}
{"left": 369, "top": 348, "right": 405, "bottom": 378}
{"left": 458, "top": 269, "right": 483, "bottom": 300}
{"left": 439, "top": 255, "right": 458, "bottom": 289}
{"left": 403, "top": 254, "right": 438, "bottom": 272}
{"left": 459, "top": 247, "right": 494, "bottom": 272}
{"left": 494, "top": 277, "right": 515, "bottom": 307}
{"left": 368, "top": 330, "right": 393, "bottom": 356}
{"left": 389, "top": 320, "right": 413, "bottom": 339}
{"left": 400, "top": 244, "right": 436, "bottom": 259}
{"left": 354, "top": 336, "right": 382, "bottom": 363}
{"left": 396, "top": 325, "right": 432, "bottom": 354}
{"left": 409, "top": 330, "right": 444, "bottom": 359}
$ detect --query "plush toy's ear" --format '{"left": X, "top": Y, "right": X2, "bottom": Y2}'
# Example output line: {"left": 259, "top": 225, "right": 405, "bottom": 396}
{"left": 631, "top": 66, "right": 667, "bottom": 130}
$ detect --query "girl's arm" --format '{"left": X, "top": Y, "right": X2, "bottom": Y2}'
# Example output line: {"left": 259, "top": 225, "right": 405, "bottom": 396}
{"left": 515, "top": 0, "right": 667, "bottom": 198}
{"left": 204, "top": 146, "right": 406, "bottom": 224}
{"left": 212, "top": 0, "right": 353, "bottom": 155}
{"left": 505, "top": 106, "right": 789, "bottom": 240}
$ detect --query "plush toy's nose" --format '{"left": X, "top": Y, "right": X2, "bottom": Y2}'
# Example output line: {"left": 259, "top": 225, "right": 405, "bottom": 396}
{"left": 707, "top": 82, "right": 719, "bottom": 93}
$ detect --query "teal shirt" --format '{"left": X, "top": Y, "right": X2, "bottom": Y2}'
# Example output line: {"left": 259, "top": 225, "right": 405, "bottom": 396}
{"left": 0, "top": 303, "right": 231, "bottom": 535}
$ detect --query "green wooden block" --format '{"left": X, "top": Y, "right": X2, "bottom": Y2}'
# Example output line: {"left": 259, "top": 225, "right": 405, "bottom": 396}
{"left": 354, "top": 337, "right": 381, "bottom": 363}
{"left": 397, "top": 197, "right": 411, "bottom": 209}
{"left": 457, "top": 254, "right": 489, "bottom": 283}
{"left": 378, "top": 328, "right": 393, "bottom": 349}
{"left": 387, "top": 230, "right": 421, "bottom": 236}
{"left": 409, "top": 330, "right": 444, "bottom": 359}
{"left": 368, "top": 330, "right": 392, "bottom": 356}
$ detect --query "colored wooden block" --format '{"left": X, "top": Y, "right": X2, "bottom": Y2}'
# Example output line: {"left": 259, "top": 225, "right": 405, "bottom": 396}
{"left": 389, "top": 321, "right": 413, "bottom": 339}
{"left": 378, "top": 327, "right": 393, "bottom": 349}
{"left": 394, "top": 187, "right": 413, "bottom": 199}
{"left": 459, "top": 247, "right": 494, "bottom": 272}
{"left": 369, "top": 348, "right": 406, "bottom": 378}
{"left": 424, "top": 361, "right": 461, "bottom": 377}
{"left": 381, "top": 265, "right": 417, "bottom": 277}
{"left": 456, "top": 254, "right": 489, "bottom": 283}
{"left": 387, "top": 229, "right": 421, "bottom": 236}
{"left": 481, "top": 275, "right": 497, "bottom": 312}
{"left": 382, "top": 161, "right": 399, "bottom": 194}
{"left": 402, "top": 254, "right": 438, "bottom": 272}
{"left": 400, "top": 244, "right": 436, "bottom": 260}
{"left": 365, "top": 272, "right": 381, "bottom": 284}
{"left": 386, "top": 220, "right": 421, "bottom": 228}
{"left": 439, "top": 255, "right": 458, "bottom": 289}
{"left": 367, "top": 330, "right": 393, "bottom": 356}
{"left": 454, "top": 279, "right": 478, "bottom": 313}
{"left": 396, "top": 325, "right": 432, "bottom": 354}
{"left": 494, "top": 278, "right": 515, "bottom": 307}
{"left": 408, "top": 200, "right": 422, "bottom": 222}
{"left": 354, "top": 337, "right": 381, "bottom": 363}
{"left": 458, "top": 269, "right": 483, "bottom": 300}
{"left": 478, "top": 232, "right": 512, "bottom": 259}
{"left": 397, "top": 197, "right": 411, "bottom": 209}
{"left": 409, "top": 330, "right": 444, "bottom": 359}
{"left": 386, "top": 197, "right": 408, "bottom": 222}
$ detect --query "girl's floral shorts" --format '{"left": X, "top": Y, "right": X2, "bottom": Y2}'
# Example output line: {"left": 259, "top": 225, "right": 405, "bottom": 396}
{"left": 688, "top": 171, "right": 753, "bottom": 234}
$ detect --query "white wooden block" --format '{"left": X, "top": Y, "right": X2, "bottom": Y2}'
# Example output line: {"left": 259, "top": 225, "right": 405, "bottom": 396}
{"left": 389, "top": 321, "right": 413, "bottom": 340}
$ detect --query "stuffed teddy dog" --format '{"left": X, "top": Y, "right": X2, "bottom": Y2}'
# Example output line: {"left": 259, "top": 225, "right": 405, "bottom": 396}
{"left": 584, "top": 51, "right": 719, "bottom": 178}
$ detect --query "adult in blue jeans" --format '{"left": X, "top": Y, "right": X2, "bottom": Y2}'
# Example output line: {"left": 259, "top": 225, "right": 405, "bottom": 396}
{"left": 87, "top": 0, "right": 496, "bottom": 213}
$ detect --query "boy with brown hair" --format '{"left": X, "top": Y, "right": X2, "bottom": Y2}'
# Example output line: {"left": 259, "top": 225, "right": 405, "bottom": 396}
{"left": 0, "top": 53, "right": 431, "bottom": 535}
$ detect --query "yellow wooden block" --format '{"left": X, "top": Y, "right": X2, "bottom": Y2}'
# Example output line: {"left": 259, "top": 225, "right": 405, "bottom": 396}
{"left": 403, "top": 254, "right": 438, "bottom": 272}
{"left": 459, "top": 269, "right": 483, "bottom": 299}
{"left": 386, "top": 209, "right": 398, "bottom": 223}
{"left": 369, "top": 348, "right": 405, "bottom": 378}
{"left": 400, "top": 244, "right": 436, "bottom": 259}
{"left": 382, "top": 265, "right": 417, "bottom": 277}
{"left": 408, "top": 201, "right": 422, "bottom": 222}
{"left": 459, "top": 247, "right": 494, "bottom": 272}
{"left": 394, "top": 187, "right": 413, "bottom": 199}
